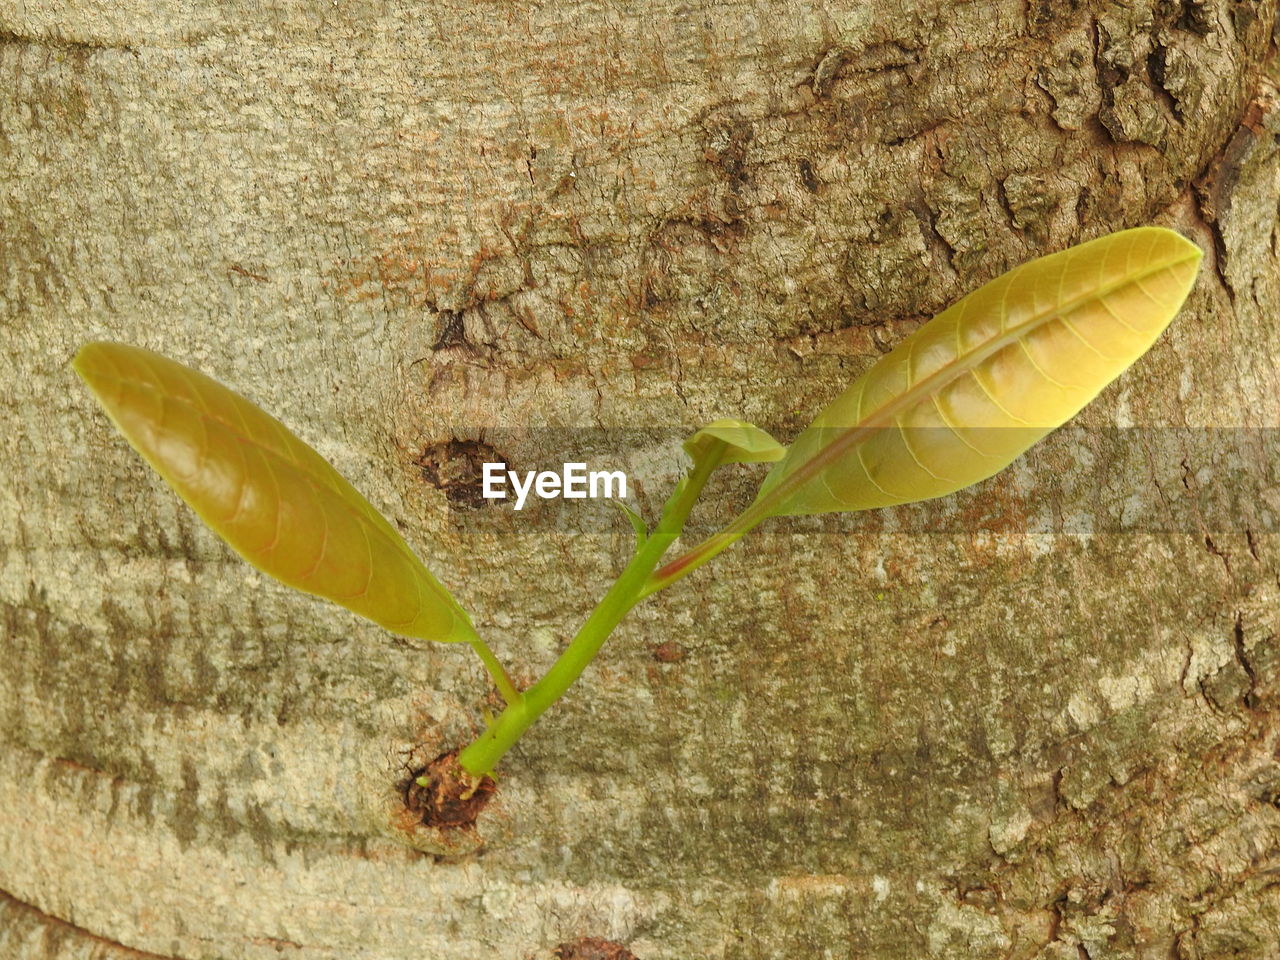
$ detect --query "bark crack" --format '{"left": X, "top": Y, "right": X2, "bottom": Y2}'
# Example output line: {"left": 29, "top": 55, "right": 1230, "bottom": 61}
{"left": 0, "top": 887, "right": 182, "bottom": 959}
{"left": 1232, "top": 612, "right": 1259, "bottom": 709}
{"left": 0, "top": 28, "right": 136, "bottom": 53}
{"left": 1202, "top": 533, "right": 1232, "bottom": 576}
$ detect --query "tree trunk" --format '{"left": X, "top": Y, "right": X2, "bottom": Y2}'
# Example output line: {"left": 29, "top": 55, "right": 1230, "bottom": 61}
{"left": 2, "top": 0, "right": 1278, "bottom": 957}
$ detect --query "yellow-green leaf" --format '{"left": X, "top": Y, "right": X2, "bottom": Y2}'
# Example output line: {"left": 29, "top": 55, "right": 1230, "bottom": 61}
{"left": 73, "top": 342, "right": 476, "bottom": 644}
{"left": 684, "top": 419, "right": 786, "bottom": 465}
{"left": 611, "top": 499, "right": 649, "bottom": 546}
{"left": 755, "top": 227, "right": 1202, "bottom": 516}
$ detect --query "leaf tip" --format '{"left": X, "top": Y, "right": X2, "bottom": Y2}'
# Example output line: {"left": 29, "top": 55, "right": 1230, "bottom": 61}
{"left": 1167, "top": 226, "right": 1204, "bottom": 259}
{"left": 1136, "top": 225, "right": 1204, "bottom": 268}
{"left": 71, "top": 340, "right": 115, "bottom": 386}
{"left": 684, "top": 419, "right": 787, "bottom": 465}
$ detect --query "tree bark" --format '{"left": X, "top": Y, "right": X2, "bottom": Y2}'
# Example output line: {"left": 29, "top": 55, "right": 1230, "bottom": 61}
{"left": 2, "top": 1, "right": 1278, "bottom": 957}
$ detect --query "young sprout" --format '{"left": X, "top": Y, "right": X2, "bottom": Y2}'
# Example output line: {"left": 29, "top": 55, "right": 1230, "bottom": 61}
{"left": 74, "top": 226, "right": 1201, "bottom": 796}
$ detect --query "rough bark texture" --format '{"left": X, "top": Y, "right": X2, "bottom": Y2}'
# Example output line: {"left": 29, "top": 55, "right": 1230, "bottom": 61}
{"left": 2, "top": 0, "right": 1279, "bottom": 957}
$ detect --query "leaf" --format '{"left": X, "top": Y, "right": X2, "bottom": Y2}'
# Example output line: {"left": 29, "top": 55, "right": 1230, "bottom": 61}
{"left": 754, "top": 227, "right": 1202, "bottom": 516}
{"left": 611, "top": 500, "right": 649, "bottom": 547}
{"left": 683, "top": 419, "right": 786, "bottom": 465}
{"left": 73, "top": 342, "right": 477, "bottom": 644}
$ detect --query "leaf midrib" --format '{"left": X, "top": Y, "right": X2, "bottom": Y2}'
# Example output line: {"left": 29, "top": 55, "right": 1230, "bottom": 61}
{"left": 756, "top": 247, "right": 1196, "bottom": 515}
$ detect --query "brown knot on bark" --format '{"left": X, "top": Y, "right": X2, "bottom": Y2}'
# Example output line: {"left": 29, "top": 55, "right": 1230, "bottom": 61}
{"left": 402, "top": 750, "right": 496, "bottom": 829}
{"left": 552, "top": 938, "right": 639, "bottom": 960}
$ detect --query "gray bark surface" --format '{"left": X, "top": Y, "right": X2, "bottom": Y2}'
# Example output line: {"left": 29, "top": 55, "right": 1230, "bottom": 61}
{"left": 2, "top": 0, "right": 1279, "bottom": 957}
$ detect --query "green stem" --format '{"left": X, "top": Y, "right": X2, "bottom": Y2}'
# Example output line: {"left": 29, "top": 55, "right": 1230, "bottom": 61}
{"left": 457, "top": 444, "right": 726, "bottom": 777}
{"left": 642, "top": 415, "right": 893, "bottom": 598}
{"left": 467, "top": 637, "right": 521, "bottom": 705}
{"left": 637, "top": 497, "right": 770, "bottom": 599}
